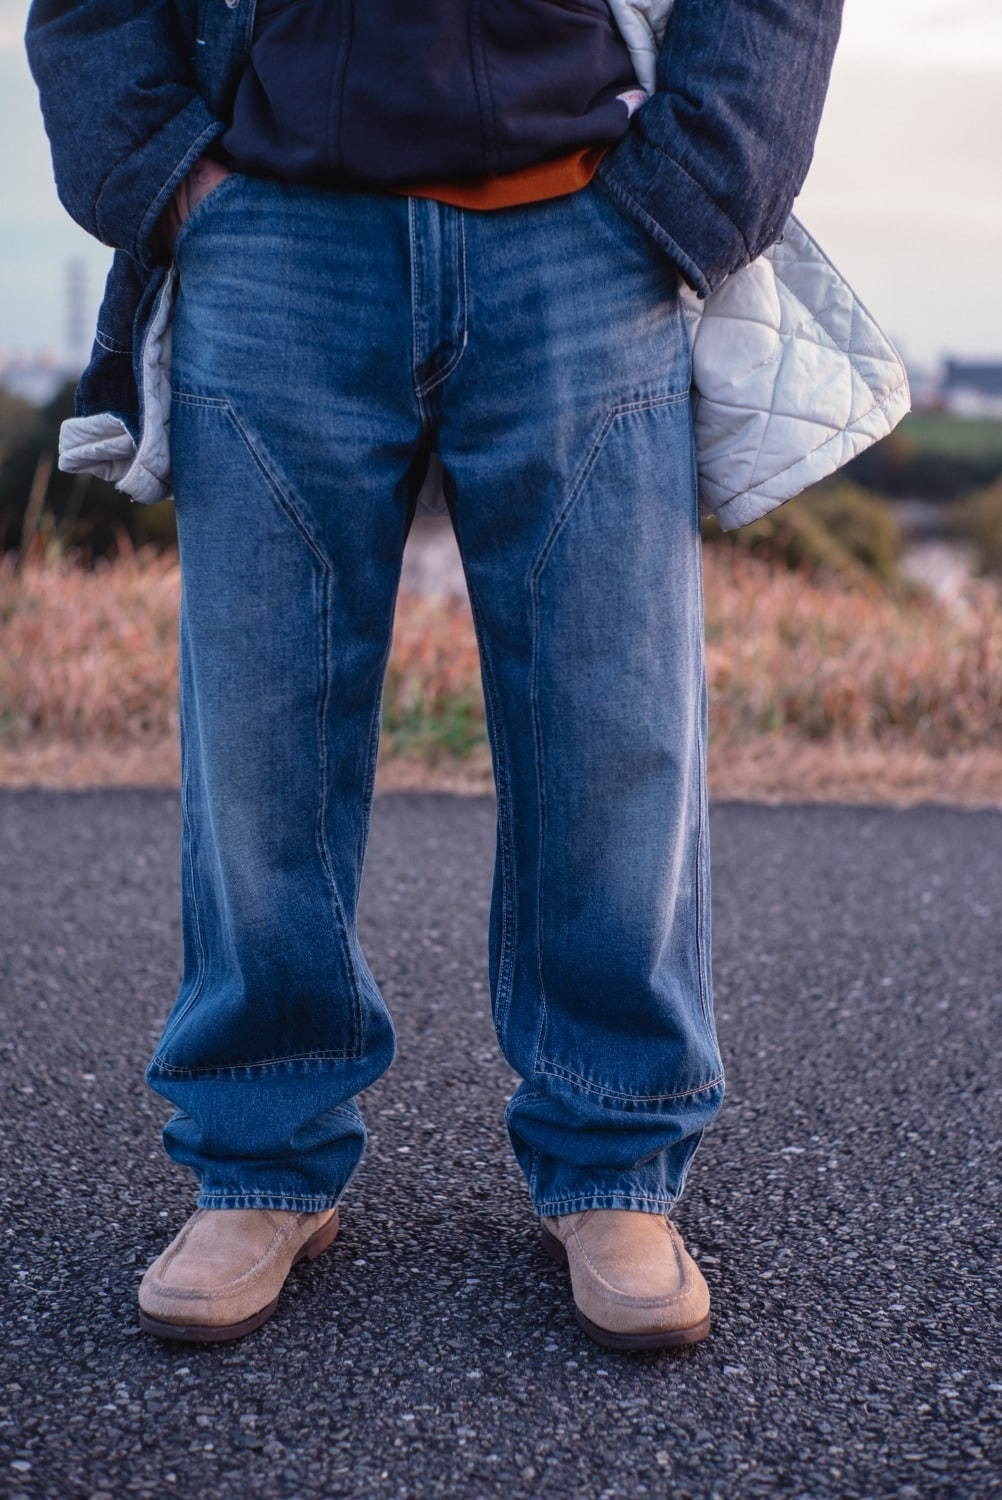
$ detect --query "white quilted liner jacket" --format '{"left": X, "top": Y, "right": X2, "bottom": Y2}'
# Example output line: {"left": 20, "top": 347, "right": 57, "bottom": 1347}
{"left": 59, "top": 0, "right": 911, "bottom": 532}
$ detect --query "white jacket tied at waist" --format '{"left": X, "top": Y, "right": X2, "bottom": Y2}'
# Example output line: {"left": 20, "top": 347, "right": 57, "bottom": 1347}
{"left": 58, "top": 0, "right": 910, "bottom": 531}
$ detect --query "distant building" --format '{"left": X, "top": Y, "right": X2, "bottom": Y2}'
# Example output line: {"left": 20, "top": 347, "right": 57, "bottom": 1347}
{"left": 940, "top": 359, "right": 1002, "bottom": 418}
{"left": 0, "top": 259, "right": 90, "bottom": 408}
{"left": 0, "top": 350, "right": 79, "bottom": 407}
{"left": 904, "top": 361, "right": 940, "bottom": 411}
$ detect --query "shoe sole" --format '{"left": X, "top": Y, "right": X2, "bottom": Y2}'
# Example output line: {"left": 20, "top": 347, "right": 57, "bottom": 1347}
{"left": 137, "top": 1209, "right": 341, "bottom": 1345}
{"left": 539, "top": 1223, "right": 711, "bottom": 1351}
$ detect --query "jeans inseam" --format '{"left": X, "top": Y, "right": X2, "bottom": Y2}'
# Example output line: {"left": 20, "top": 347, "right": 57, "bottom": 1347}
{"left": 464, "top": 584, "right": 517, "bottom": 1043}
{"left": 355, "top": 590, "right": 399, "bottom": 891}
{"left": 442, "top": 462, "right": 517, "bottom": 1045}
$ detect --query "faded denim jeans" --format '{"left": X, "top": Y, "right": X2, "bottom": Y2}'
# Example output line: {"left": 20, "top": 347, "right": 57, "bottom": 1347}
{"left": 147, "top": 171, "right": 725, "bottom": 1216}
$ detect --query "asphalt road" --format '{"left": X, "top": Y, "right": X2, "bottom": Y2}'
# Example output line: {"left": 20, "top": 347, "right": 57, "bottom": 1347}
{"left": 1, "top": 791, "right": 999, "bottom": 1499}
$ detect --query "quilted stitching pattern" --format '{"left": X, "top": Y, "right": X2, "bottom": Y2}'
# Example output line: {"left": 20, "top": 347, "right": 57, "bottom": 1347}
{"left": 58, "top": 268, "right": 177, "bottom": 508}
{"left": 681, "top": 215, "right": 910, "bottom": 530}
{"left": 606, "top": 0, "right": 674, "bottom": 93}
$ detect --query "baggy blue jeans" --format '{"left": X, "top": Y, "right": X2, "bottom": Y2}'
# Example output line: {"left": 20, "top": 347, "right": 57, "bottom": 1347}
{"left": 147, "top": 170, "right": 725, "bottom": 1216}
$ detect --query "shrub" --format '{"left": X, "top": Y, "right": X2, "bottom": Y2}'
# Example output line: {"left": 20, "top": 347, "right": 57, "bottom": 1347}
{"left": 703, "top": 483, "right": 903, "bottom": 583}
{"left": 952, "top": 480, "right": 1002, "bottom": 577}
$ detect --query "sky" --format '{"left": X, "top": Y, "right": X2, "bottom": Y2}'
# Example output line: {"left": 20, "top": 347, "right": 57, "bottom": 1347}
{"left": 1, "top": 0, "right": 1000, "bottom": 370}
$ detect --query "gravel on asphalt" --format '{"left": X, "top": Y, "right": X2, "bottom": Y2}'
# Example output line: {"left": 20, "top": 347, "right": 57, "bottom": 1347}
{"left": 1, "top": 791, "right": 999, "bottom": 1499}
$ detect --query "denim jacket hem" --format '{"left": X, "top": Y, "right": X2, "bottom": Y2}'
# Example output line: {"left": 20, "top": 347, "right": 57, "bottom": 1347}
{"left": 97, "top": 104, "right": 227, "bottom": 269}
{"left": 596, "top": 138, "right": 747, "bottom": 300}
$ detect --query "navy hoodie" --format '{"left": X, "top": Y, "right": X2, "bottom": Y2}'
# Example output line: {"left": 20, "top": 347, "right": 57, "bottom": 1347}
{"left": 215, "top": 0, "right": 640, "bottom": 187}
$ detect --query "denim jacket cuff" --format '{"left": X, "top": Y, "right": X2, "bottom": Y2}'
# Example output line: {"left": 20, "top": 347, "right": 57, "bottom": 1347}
{"left": 93, "top": 96, "right": 226, "bottom": 271}
{"left": 596, "top": 132, "right": 754, "bottom": 301}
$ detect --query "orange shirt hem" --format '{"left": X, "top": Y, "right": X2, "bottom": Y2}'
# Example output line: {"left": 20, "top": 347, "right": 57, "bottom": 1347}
{"left": 391, "top": 145, "right": 609, "bottom": 211}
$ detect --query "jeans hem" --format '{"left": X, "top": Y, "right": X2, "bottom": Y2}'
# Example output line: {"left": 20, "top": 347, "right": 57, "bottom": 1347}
{"left": 195, "top": 1191, "right": 342, "bottom": 1212}
{"left": 535, "top": 1192, "right": 679, "bottom": 1217}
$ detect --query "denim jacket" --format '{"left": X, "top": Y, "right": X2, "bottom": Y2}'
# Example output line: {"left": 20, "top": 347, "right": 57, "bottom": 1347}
{"left": 25, "top": 0, "right": 909, "bottom": 529}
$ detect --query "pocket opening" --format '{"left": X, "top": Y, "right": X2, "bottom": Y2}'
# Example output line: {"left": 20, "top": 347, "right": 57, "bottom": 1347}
{"left": 171, "top": 169, "right": 246, "bottom": 260}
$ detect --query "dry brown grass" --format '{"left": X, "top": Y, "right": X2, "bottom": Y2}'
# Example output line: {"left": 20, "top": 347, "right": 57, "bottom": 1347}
{"left": 704, "top": 548, "right": 1001, "bottom": 755}
{"left": 1, "top": 547, "right": 999, "bottom": 804}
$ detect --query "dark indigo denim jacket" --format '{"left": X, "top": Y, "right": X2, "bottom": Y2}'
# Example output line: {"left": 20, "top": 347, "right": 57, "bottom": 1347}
{"left": 24, "top": 0, "right": 843, "bottom": 443}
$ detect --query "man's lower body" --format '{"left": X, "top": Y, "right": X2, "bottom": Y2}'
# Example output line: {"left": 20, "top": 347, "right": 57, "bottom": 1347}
{"left": 141, "top": 172, "right": 725, "bottom": 1346}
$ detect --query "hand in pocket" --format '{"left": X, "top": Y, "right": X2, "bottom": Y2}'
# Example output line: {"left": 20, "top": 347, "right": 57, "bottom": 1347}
{"left": 157, "top": 156, "right": 234, "bottom": 254}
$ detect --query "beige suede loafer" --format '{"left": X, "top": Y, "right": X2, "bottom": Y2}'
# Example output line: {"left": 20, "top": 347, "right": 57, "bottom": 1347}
{"left": 540, "top": 1209, "right": 711, "bottom": 1350}
{"left": 138, "top": 1207, "right": 340, "bottom": 1344}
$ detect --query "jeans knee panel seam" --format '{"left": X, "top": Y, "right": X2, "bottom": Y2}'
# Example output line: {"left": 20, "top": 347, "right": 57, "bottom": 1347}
{"left": 180, "top": 394, "right": 335, "bottom": 572}
{"left": 535, "top": 1059, "right": 725, "bottom": 1104}
{"left": 528, "top": 392, "right": 689, "bottom": 588}
{"left": 148, "top": 1047, "right": 363, "bottom": 1077}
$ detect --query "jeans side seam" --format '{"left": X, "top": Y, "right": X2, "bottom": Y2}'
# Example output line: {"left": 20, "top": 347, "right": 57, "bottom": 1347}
{"left": 694, "top": 624, "right": 714, "bottom": 1038}
{"left": 689, "top": 409, "right": 716, "bottom": 1040}
{"left": 313, "top": 563, "right": 366, "bottom": 1054}
{"left": 152, "top": 605, "right": 208, "bottom": 1064}
{"left": 357, "top": 621, "right": 394, "bottom": 884}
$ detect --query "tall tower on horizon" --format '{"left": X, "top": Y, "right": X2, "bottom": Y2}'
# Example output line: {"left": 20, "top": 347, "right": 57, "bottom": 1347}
{"left": 65, "top": 257, "right": 87, "bottom": 367}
